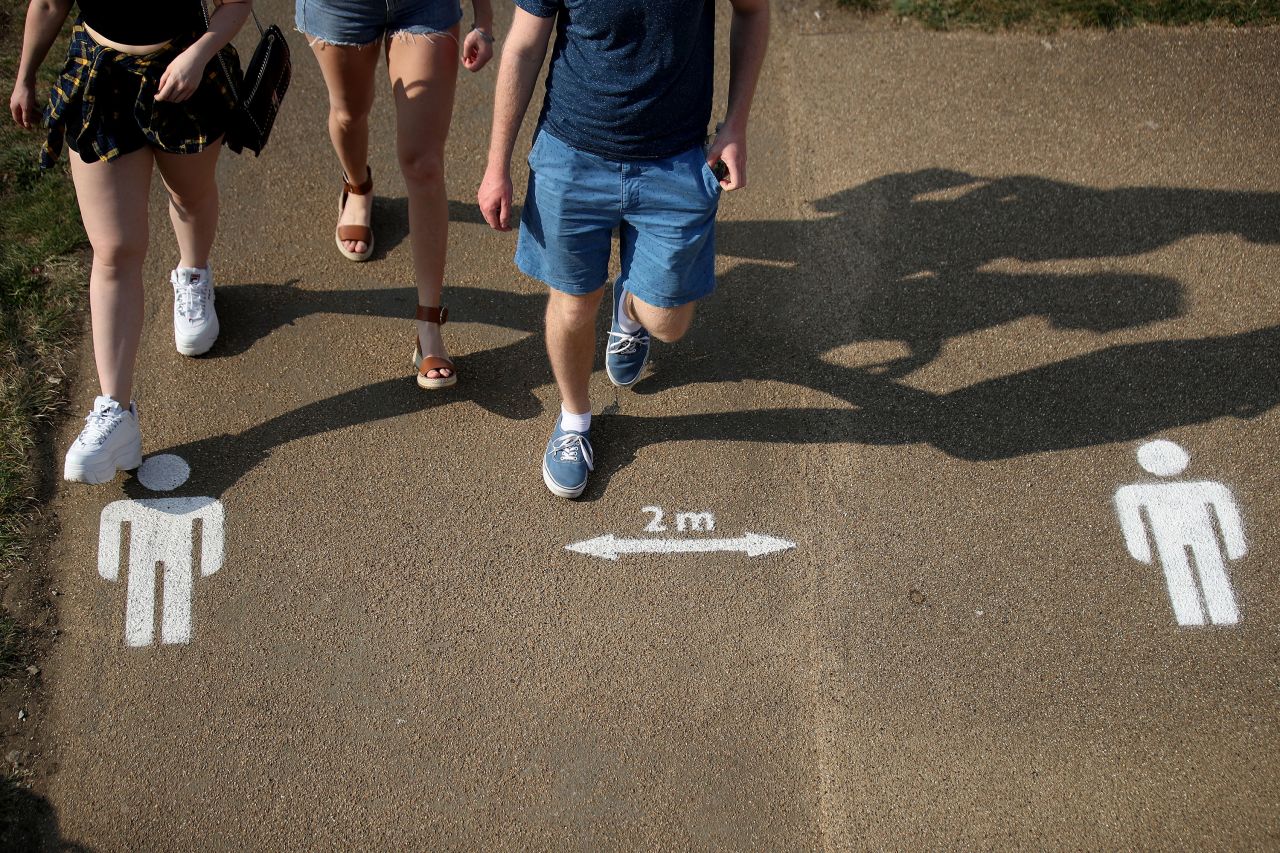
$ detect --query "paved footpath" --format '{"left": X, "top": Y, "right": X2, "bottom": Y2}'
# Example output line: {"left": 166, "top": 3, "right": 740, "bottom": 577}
{"left": 34, "top": 2, "right": 1280, "bottom": 848}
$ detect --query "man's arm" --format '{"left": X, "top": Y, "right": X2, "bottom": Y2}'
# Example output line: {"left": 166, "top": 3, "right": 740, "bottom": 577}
{"left": 9, "top": 0, "right": 73, "bottom": 129}
{"left": 477, "top": 8, "right": 556, "bottom": 232}
{"left": 707, "top": 0, "right": 770, "bottom": 192}
{"left": 198, "top": 501, "right": 225, "bottom": 577}
{"left": 1113, "top": 487, "right": 1153, "bottom": 563}
{"left": 98, "top": 502, "right": 125, "bottom": 581}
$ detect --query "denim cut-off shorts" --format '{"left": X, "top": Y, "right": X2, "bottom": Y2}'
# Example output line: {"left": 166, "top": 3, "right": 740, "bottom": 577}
{"left": 296, "top": 0, "right": 462, "bottom": 46}
{"left": 516, "top": 129, "right": 723, "bottom": 309}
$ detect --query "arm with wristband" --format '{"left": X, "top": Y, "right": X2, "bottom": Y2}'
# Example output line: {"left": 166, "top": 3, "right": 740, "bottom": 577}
{"left": 462, "top": 0, "right": 495, "bottom": 72}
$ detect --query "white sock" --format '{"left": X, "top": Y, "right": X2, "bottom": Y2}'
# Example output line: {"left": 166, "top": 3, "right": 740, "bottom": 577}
{"left": 616, "top": 289, "right": 643, "bottom": 334}
{"left": 560, "top": 405, "right": 591, "bottom": 434}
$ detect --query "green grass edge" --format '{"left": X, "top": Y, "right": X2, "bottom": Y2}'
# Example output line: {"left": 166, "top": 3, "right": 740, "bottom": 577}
{"left": 835, "top": 0, "right": 1280, "bottom": 30}
{"left": 0, "top": 0, "right": 84, "bottom": 637}
{"left": 0, "top": 1, "right": 86, "bottom": 840}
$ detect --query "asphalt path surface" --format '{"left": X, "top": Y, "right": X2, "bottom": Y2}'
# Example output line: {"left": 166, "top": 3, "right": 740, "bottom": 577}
{"left": 35, "top": 2, "right": 1280, "bottom": 848}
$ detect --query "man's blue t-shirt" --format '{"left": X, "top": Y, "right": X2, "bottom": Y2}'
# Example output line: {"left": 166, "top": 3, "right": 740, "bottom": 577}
{"left": 513, "top": 0, "right": 715, "bottom": 161}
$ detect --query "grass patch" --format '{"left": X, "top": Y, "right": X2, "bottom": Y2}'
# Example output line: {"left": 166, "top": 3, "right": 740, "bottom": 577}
{"left": 0, "top": 0, "right": 85, "bottom": 842}
{"left": 836, "top": 0, "right": 1280, "bottom": 29}
{"left": 0, "top": 2, "right": 86, "bottom": 580}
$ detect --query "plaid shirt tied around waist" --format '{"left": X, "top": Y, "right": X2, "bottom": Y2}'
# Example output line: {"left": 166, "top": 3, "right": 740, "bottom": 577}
{"left": 42, "top": 24, "right": 239, "bottom": 169}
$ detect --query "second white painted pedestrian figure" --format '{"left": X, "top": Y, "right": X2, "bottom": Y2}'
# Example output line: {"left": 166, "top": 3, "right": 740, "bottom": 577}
{"left": 1114, "top": 440, "right": 1245, "bottom": 626}
{"left": 98, "top": 454, "right": 223, "bottom": 647}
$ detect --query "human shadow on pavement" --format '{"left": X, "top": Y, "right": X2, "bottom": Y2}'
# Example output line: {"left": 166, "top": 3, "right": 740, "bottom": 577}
{"left": 587, "top": 324, "right": 1280, "bottom": 489}
{"left": 151, "top": 170, "right": 1280, "bottom": 496}
{"left": 208, "top": 282, "right": 541, "bottom": 361}
{"left": 583, "top": 169, "right": 1280, "bottom": 488}
{"left": 364, "top": 198, "right": 520, "bottom": 261}
{"left": 0, "top": 776, "right": 94, "bottom": 852}
{"left": 640, "top": 168, "right": 1280, "bottom": 395}
{"left": 130, "top": 285, "right": 552, "bottom": 498}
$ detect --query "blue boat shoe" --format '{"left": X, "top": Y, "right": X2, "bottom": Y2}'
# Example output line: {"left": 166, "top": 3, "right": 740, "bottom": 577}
{"left": 543, "top": 422, "right": 594, "bottom": 499}
{"left": 606, "top": 281, "right": 650, "bottom": 388}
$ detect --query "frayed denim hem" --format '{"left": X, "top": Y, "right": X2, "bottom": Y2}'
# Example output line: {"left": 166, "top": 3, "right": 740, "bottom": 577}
{"left": 295, "top": 28, "right": 380, "bottom": 50}
{"left": 296, "top": 27, "right": 457, "bottom": 49}
{"left": 388, "top": 28, "right": 458, "bottom": 46}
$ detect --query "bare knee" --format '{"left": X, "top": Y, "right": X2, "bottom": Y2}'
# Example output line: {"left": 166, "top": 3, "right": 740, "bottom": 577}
{"left": 330, "top": 104, "right": 370, "bottom": 134}
{"left": 398, "top": 146, "right": 445, "bottom": 188}
{"left": 548, "top": 289, "right": 604, "bottom": 330}
{"left": 648, "top": 315, "right": 692, "bottom": 343}
{"left": 630, "top": 298, "right": 695, "bottom": 343}
{"left": 91, "top": 236, "right": 147, "bottom": 275}
{"left": 167, "top": 185, "right": 218, "bottom": 218}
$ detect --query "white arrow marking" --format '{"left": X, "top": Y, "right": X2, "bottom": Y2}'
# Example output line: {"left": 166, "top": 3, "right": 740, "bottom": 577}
{"left": 566, "top": 532, "right": 796, "bottom": 561}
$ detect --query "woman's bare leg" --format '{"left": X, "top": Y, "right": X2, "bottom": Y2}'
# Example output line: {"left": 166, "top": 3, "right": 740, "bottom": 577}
{"left": 311, "top": 39, "right": 381, "bottom": 255}
{"left": 386, "top": 28, "right": 459, "bottom": 379}
{"left": 69, "top": 147, "right": 155, "bottom": 404}
{"left": 155, "top": 139, "right": 223, "bottom": 269}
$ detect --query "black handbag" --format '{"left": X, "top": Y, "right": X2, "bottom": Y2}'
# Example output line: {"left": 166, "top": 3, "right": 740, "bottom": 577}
{"left": 199, "top": 3, "right": 292, "bottom": 156}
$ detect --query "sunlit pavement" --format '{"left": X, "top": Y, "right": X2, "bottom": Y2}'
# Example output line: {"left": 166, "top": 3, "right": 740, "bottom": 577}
{"left": 34, "top": 4, "right": 1280, "bottom": 848}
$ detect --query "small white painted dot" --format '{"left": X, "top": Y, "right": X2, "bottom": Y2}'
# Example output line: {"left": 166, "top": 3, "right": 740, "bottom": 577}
{"left": 1136, "top": 440, "right": 1190, "bottom": 478}
{"left": 137, "top": 454, "right": 191, "bottom": 492}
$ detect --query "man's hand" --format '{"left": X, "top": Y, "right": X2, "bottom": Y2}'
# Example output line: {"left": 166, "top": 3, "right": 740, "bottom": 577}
{"left": 155, "top": 47, "right": 208, "bottom": 103}
{"left": 478, "top": 166, "right": 514, "bottom": 231}
{"left": 10, "top": 81, "right": 40, "bottom": 129}
{"left": 707, "top": 123, "right": 747, "bottom": 191}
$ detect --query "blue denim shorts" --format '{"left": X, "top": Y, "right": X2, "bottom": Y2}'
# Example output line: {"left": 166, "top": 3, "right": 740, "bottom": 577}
{"left": 296, "top": 0, "right": 462, "bottom": 46}
{"left": 516, "top": 129, "right": 722, "bottom": 308}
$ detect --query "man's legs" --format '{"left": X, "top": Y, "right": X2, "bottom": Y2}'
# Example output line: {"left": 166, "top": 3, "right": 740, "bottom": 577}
{"left": 624, "top": 295, "right": 696, "bottom": 343}
{"left": 547, "top": 288, "right": 607, "bottom": 415}
{"left": 539, "top": 287, "right": 606, "bottom": 498}
{"left": 515, "top": 132, "right": 618, "bottom": 497}
{"left": 1190, "top": 539, "right": 1241, "bottom": 625}
{"left": 607, "top": 146, "right": 720, "bottom": 388}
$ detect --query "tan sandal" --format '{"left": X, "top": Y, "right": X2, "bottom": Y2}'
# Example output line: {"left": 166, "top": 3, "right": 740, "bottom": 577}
{"left": 413, "top": 305, "right": 457, "bottom": 390}
{"left": 335, "top": 166, "right": 374, "bottom": 262}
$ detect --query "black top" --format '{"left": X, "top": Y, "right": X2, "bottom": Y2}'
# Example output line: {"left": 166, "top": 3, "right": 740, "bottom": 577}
{"left": 79, "top": 1, "right": 203, "bottom": 46}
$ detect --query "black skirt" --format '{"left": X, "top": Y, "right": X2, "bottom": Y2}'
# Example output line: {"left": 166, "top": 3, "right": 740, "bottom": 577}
{"left": 42, "top": 23, "right": 239, "bottom": 168}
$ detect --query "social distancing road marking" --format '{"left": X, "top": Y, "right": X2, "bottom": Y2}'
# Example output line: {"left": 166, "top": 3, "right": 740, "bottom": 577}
{"left": 1115, "top": 440, "right": 1245, "bottom": 627}
{"left": 98, "top": 455, "right": 223, "bottom": 647}
{"left": 567, "top": 532, "right": 796, "bottom": 561}
{"left": 569, "top": 507, "right": 795, "bottom": 561}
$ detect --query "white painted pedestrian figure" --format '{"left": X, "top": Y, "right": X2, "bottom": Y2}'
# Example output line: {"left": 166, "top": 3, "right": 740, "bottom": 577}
{"left": 1114, "top": 440, "right": 1245, "bottom": 627}
{"left": 98, "top": 454, "right": 223, "bottom": 647}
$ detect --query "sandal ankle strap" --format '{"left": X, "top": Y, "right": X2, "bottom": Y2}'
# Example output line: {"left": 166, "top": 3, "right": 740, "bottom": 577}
{"left": 415, "top": 305, "right": 448, "bottom": 325}
{"left": 343, "top": 166, "right": 373, "bottom": 196}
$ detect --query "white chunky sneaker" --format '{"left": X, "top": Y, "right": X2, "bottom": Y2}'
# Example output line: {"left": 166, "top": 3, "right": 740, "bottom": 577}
{"left": 63, "top": 396, "right": 142, "bottom": 484}
{"left": 172, "top": 266, "right": 219, "bottom": 356}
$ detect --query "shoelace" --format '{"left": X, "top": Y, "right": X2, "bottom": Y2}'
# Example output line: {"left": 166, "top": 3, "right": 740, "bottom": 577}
{"left": 606, "top": 329, "right": 649, "bottom": 356}
{"left": 78, "top": 406, "right": 121, "bottom": 448}
{"left": 549, "top": 433, "right": 594, "bottom": 470}
{"left": 174, "top": 280, "right": 211, "bottom": 321}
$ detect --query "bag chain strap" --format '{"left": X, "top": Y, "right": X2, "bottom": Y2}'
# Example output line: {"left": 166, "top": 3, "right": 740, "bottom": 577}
{"left": 196, "top": 0, "right": 265, "bottom": 106}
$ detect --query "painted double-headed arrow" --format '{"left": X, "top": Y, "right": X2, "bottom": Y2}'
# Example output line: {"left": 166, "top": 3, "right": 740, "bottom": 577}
{"left": 566, "top": 532, "right": 796, "bottom": 561}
